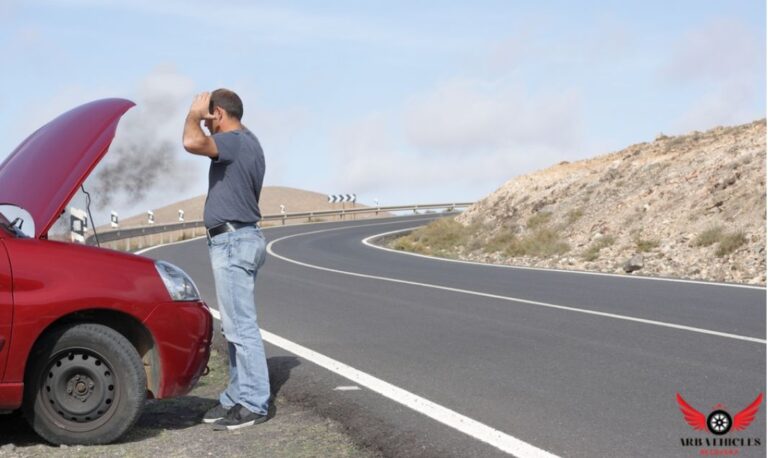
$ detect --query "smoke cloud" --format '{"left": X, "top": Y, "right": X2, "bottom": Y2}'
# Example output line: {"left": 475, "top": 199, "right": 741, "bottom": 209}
{"left": 88, "top": 66, "right": 198, "bottom": 210}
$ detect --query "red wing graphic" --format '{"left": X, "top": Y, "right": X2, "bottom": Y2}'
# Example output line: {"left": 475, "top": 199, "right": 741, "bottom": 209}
{"left": 732, "top": 393, "right": 763, "bottom": 431}
{"left": 676, "top": 392, "right": 707, "bottom": 431}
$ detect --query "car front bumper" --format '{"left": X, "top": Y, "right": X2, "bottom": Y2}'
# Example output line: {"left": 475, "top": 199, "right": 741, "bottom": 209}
{"left": 143, "top": 301, "right": 213, "bottom": 398}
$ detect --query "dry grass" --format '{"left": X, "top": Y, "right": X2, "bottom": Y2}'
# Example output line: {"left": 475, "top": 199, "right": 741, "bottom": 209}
{"left": 393, "top": 216, "right": 570, "bottom": 259}
{"left": 526, "top": 212, "right": 552, "bottom": 229}
{"left": 635, "top": 238, "right": 660, "bottom": 252}
{"left": 582, "top": 235, "right": 615, "bottom": 261}
{"left": 716, "top": 231, "right": 747, "bottom": 257}
{"left": 392, "top": 218, "right": 475, "bottom": 258}
{"left": 504, "top": 228, "right": 570, "bottom": 257}
{"left": 694, "top": 225, "right": 747, "bottom": 257}
{"left": 694, "top": 226, "right": 724, "bottom": 247}
{"left": 566, "top": 208, "right": 584, "bottom": 226}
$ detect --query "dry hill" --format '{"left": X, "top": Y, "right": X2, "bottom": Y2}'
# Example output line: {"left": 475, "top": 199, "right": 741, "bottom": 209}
{"left": 114, "top": 186, "right": 370, "bottom": 228}
{"left": 394, "top": 120, "right": 766, "bottom": 285}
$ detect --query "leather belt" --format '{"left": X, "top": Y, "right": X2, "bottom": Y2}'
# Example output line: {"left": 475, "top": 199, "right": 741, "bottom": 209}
{"left": 207, "top": 222, "right": 256, "bottom": 239}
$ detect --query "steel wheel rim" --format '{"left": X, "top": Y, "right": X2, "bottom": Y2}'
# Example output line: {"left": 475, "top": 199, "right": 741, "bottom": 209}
{"left": 39, "top": 348, "right": 120, "bottom": 432}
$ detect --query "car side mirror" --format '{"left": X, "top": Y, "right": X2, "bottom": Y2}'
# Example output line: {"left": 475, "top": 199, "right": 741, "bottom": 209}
{"left": 0, "top": 204, "right": 36, "bottom": 238}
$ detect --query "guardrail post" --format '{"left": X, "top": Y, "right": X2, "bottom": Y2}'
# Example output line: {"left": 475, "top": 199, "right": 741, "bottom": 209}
{"left": 308, "top": 212, "right": 313, "bottom": 223}
{"left": 281, "top": 214, "right": 286, "bottom": 226}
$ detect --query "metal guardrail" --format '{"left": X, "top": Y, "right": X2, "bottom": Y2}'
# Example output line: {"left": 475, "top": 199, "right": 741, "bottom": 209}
{"left": 86, "top": 202, "right": 474, "bottom": 245}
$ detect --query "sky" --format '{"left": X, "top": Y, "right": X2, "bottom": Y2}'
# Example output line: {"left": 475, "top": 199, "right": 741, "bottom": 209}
{"left": 0, "top": 0, "right": 765, "bottom": 224}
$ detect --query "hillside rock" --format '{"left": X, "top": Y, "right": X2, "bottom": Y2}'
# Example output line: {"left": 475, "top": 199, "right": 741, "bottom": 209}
{"left": 454, "top": 120, "right": 766, "bottom": 285}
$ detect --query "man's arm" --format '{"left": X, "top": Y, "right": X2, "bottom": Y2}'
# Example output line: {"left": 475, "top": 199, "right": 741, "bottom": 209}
{"left": 182, "top": 92, "right": 219, "bottom": 158}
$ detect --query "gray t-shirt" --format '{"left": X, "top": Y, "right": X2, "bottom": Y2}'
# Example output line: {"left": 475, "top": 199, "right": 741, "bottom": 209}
{"left": 203, "top": 128, "right": 265, "bottom": 229}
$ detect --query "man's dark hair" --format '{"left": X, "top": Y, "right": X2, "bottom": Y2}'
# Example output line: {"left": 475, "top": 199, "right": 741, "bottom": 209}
{"left": 209, "top": 88, "right": 243, "bottom": 121}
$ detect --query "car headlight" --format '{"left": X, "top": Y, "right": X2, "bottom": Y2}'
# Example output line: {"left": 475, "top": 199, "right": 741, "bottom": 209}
{"left": 154, "top": 260, "right": 201, "bottom": 301}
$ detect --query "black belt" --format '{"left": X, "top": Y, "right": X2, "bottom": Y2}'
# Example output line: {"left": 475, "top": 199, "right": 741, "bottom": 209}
{"left": 207, "top": 222, "right": 257, "bottom": 238}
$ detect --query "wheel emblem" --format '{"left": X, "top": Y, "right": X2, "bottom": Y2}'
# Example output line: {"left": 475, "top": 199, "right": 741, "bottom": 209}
{"left": 707, "top": 410, "right": 732, "bottom": 435}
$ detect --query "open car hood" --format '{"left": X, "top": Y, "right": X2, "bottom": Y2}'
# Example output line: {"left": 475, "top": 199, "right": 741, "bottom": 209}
{"left": 0, "top": 99, "right": 135, "bottom": 238}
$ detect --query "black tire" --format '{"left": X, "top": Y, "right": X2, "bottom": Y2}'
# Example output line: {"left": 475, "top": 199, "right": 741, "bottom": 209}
{"left": 23, "top": 323, "right": 146, "bottom": 445}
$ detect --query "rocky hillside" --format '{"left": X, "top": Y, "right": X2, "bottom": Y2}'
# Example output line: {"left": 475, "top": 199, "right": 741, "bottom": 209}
{"left": 400, "top": 120, "right": 766, "bottom": 285}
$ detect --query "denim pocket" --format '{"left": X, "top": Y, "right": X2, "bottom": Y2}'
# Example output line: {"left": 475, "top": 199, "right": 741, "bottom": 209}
{"left": 209, "top": 233, "right": 228, "bottom": 247}
{"left": 231, "top": 233, "right": 265, "bottom": 274}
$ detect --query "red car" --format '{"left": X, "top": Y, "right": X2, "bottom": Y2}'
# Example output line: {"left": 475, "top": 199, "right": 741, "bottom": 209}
{"left": 0, "top": 99, "right": 213, "bottom": 444}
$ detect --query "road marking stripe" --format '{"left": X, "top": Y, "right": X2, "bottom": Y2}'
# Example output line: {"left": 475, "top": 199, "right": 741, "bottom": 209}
{"left": 334, "top": 385, "right": 362, "bottom": 391}
{"left": 134, "top": 216, "right": 436, "bottom": 256}
{"left": 206, "top": 307, "right": 555, "bottom": 457}
{"left": 135, "top": 235, "right": 207, "bottom": 255}
{"left": 362, "top": 227, "right": 767, "bottom": 290}
{"left": 267, "top": 226, "right": 766, "bottom": 345}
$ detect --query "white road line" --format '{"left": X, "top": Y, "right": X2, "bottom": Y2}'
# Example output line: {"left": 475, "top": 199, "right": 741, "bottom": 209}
{"left": 267, "top": 226, "right": 766, "bottom": 345}
{"left": 133, "top": 216, "right": 434, "bottom": 256}
{"left": 333, "top": 386, "right": 362, "bottom": 391}
{"left": 205, "top": 307, "right": 555, "bottom": 457}
{"left": 135, "top": 235, "right": 207, "bottom": 255}
{"left": 362, "top": 227, "right": 767, "bottom": 291}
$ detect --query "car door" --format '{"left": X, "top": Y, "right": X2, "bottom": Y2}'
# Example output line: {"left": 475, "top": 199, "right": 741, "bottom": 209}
{"left": 0, "top": 240, "right": 11, "bottom": 381}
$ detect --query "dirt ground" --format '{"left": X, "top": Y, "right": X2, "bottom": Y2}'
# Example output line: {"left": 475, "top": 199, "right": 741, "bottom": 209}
{"left": 0, "top": 344, "right": 376, "bottom": 458}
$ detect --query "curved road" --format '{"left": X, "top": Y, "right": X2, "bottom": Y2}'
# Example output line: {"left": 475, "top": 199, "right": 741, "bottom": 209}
{"left": 144, "top": 215, "right": 766, "bottom": 457}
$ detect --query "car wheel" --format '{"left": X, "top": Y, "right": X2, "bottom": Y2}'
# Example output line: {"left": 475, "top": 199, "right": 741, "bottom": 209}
{"left": 23, "top": 323, "right": 146, "bottom": 445}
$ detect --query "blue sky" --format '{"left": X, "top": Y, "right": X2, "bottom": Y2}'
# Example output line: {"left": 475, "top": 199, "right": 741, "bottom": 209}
{"left": 0, "top": 0, "right": 765, "bottom": 220}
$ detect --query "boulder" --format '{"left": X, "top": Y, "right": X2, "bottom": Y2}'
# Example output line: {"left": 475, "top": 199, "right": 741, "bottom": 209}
{"left": 623, "top": 254, "right": 644, "bottom": 273}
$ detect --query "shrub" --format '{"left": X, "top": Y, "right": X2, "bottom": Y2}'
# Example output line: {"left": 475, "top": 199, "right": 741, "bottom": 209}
{"left": 635, "top": 238, "right": 659, "bottom": 252}
{"left": 391, "top": 218, "right": 473, "bottom": 257}
{"left": 716, "top": 231, "right": 747, "bottom": 257}
{"left": 506, "top": 228, "right": 570, "bottom": 258}
{"left": 565, "top": 208, "right": 584, "bottom": 226}
{"left": 694, "top": 226, "right": 723, "bottom": 247}
{"left": 526, "top": 212, "right": 552, "bottom": 229}
{"left": 484, "top": 229, "right": 518, "bottom": 254}
{"left": 582, "top": 235, "right": 615, "bottom": 261}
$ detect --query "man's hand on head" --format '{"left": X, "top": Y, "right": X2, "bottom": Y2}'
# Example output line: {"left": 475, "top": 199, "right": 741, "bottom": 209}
{"left": 188, "top": 92, "right": 215, "bottom": 122}
{"left": 183, "top": 92, "right": 219, "bottom": 158}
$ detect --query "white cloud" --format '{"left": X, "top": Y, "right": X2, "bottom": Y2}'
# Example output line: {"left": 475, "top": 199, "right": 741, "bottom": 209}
{"left": 662, "top": 19, "right": 765, "bottom": 131}
{"left": 404, "top": 78, "right": 583, "bottom": 154}
{"left": 331, "top": 77, "right": 584, "bottom": 202}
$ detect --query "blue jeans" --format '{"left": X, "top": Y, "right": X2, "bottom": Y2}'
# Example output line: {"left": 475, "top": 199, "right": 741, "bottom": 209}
{"left": 208, "top": 226, "right": 270, "bottom": 415}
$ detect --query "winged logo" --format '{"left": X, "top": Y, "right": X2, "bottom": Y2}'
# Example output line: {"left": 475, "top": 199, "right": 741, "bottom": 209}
{"left": 676, "top": 392, "right": 763, "bottom": 435}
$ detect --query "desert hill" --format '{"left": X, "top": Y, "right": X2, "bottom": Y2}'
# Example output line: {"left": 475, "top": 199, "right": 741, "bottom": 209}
{"left": 113, "top": 186, "right": 368, "bottom": 228}
{"left": 395, "top": 120, "right": 766, "bottom": 285}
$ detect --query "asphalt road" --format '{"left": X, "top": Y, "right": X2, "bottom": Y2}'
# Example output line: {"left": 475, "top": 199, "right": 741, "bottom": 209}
{"left": 144, "top": 215, "right": 767, "bottom": 457}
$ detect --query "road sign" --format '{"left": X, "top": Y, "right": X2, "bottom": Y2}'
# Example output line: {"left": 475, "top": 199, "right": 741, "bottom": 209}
{"left": 147, "top": 210, "right": 155, "bottom": 225}
{"left": 70, "top": 207, "right": 87, "bottom": 243}
{"left": 110, "top": 211, "right": 119, "bottom": 228}
{"left": 327, "top": 194, "right": 357, "bottom": 203}
{"left": 178, "top": 209, "right": 184, "bottom": 222}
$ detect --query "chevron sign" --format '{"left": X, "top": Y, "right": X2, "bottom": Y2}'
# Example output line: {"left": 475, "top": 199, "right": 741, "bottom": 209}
{"left": 327, "top": 194, "right": 357, "bottom": 203}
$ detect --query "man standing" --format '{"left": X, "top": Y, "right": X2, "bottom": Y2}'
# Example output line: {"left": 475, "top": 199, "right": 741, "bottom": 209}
{"left": 183, "top": 89, "right": 270, "bottom": 430}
